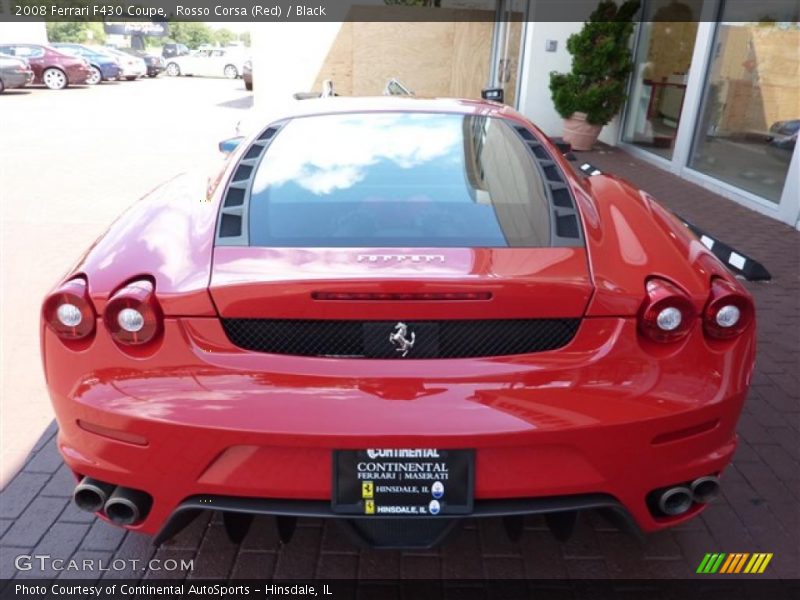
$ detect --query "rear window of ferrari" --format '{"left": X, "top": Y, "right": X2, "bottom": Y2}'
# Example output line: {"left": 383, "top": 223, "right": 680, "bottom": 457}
{"left": 245, "top": 112, "right": 556, "bottom": 247}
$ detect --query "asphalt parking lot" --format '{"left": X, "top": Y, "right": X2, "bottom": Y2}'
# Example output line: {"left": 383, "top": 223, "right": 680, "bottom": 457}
{"left": 1, "top": 78, "right": 798, "bottom": 583}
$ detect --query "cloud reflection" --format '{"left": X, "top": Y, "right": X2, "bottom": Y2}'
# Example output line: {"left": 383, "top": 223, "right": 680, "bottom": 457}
{"left": 251, "top": 113, "right": 462, "bottom": 196}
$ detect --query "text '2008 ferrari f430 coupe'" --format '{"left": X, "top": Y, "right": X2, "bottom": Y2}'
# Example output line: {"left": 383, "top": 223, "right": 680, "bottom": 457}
{"left": 41, "top": 97, "right": 755, "bottom": 549}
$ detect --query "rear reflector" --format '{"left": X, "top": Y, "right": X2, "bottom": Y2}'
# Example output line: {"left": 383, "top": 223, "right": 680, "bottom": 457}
{"left": 77, "top": 420, "right": 149, "bottom": 446}
{"left": 312, "top": 292, "right": 492, "bottom": 301}
{"left": 651, "top": 420, "right": 719, "bottom": 445}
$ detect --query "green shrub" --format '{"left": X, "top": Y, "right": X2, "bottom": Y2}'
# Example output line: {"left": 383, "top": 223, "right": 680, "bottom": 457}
{"left": 550, "top": 0, "right": 640, "bottom": 126}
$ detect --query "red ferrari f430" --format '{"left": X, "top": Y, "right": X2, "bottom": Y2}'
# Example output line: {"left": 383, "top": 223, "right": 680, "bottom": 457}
{"left": 41, "top": 97, "right": 756, "bottom": 548}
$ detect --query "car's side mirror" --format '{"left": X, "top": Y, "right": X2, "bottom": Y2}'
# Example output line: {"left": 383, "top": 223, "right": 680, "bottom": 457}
{"left": 218, "top": 136, "right": 244, "bottom": 155}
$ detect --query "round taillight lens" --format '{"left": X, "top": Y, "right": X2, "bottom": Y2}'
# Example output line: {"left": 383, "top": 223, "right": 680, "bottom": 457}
{"left": 703, "top": 278, "right": 753, "bottom": 340}
{"left": 656, "top": 306, "right": 683, "bottom": 331}
{"left": 639, "top": 278, "right": 696, "bottom": 343}
{"left": 42, "top": 278, "right": 96, "bottom": 340}
{"left": 103, "top": 280, "right": 162, "bottom": 345}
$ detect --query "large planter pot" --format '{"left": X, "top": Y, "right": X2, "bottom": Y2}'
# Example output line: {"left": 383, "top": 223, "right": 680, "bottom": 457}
{"left": 562, "top": 112, "right": 603, "bottom": 151}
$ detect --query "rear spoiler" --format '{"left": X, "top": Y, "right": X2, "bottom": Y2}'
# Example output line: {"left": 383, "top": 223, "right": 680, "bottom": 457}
{"left": 677, "top": 216, "right": 771, "bottom": 282}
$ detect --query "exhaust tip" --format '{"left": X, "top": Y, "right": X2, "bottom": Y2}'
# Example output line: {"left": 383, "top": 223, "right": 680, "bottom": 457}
{"left": 105, "top": 498, "right": 140, "bottom": 526}
{"left": 691, "top": 476, "right": 720, "bottom": 504}
{"left": 73, "top": 478, "right": 115, "bottom": 513}
{"left": 104, "top": 487, "right": 152, "bottom": 526}
{"left": 658, "top": 486, "right": 693, "bottom": 516}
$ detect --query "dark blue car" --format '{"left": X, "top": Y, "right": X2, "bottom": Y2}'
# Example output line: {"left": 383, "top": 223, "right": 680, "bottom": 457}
{"left": 51, "top": 43, "right": 120, "bottom": 84}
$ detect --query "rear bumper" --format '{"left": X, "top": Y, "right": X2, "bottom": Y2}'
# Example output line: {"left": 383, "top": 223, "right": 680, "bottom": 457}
{"left": 119, "top": 65, "right": 146, "bottom": 77}
{"left": 2, "top": 71, "right": 31, "bottom": 88}
{"left": 44, "top": 316, "right": 754, "bottom": 541}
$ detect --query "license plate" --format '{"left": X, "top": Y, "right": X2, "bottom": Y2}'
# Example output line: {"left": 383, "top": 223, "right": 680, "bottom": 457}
{"left": 332, "top": 449, "right": 474, "bottom": 516}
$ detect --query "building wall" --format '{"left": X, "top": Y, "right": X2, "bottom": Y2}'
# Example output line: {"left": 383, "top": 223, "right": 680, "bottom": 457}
{"left": 310, "top": 13, "right": 521, "bottom": 102}
{"left": 516, "top": 21, "right": 621, "bottom": 144}
{"left": 252, "top": 6, "right": 520, "bottom": 107}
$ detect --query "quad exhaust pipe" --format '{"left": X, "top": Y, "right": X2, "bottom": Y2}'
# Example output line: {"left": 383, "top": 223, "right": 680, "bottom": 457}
{"left": 73, "top": 477, "right": 152, "bottom": 526}
{"left": 690, "top": 476, "right": 721, "bottom": 504}
{"left": 73, "top": 477, "right": 115, "bottom": 513}
{"left": 654, "top": 475, "right": 721, "bottom": 517}
{"left": 657, "top": 486, "right": 694, "bottom": 516}
{"left": 104, "top": 487, "right": 153, "bottom": 526}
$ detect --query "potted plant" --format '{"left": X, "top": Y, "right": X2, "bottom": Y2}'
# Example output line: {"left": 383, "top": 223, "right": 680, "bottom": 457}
{"left": 549, "top": 0, "right": 641, "bottom": 150}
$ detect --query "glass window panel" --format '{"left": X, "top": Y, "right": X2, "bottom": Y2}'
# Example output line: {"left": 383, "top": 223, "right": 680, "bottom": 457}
{"left": 248, "top": 113, "right": 553, "bottom": 248}
{"left": 689, "top": 4, "right": 799, "bottom": 203}
{"left": 622, "top": 1, "right": 701, "bottom": 159}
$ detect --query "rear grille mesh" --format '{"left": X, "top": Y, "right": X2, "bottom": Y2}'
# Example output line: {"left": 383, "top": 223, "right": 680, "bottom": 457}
{"left": 221, "top": 318, "right": 580, "bottom": 359}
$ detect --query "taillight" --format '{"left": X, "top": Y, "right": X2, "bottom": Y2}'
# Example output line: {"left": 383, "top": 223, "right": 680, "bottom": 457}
{"left": 638, "top": 278, "right": 696, "bottom": 343}
{"left": 103, "top": 280, "right": 162, "bottom": 345}
{"left": 43, "top": 278, "right": 96, "bottom": 340}
{"left": 703, "top": 278, "right": 753, "bottom": 340}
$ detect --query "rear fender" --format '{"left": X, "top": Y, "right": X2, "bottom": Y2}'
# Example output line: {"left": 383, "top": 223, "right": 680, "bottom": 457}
{"left": 579, "top": 175, "right": 721, "bottom": 317}
{"left": 60, "top": 174, "right": 218, "bottom": 316}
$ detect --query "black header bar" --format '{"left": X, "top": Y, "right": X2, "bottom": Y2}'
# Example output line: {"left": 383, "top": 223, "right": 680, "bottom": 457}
{"left": 1, "top": 0, "right": 799, "bottom": 23}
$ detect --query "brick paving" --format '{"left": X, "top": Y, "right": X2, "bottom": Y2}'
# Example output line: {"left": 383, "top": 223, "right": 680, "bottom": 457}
{"left": 1, "top": 146, "right": 798, "bottom": 581}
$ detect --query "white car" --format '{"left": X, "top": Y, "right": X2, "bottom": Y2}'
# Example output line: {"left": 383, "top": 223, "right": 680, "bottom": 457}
{"left": 165, "top": 48, "right": 246, "bottom": 79}
{"left": 101, "top": 47, "right": 146, "bottom": 80}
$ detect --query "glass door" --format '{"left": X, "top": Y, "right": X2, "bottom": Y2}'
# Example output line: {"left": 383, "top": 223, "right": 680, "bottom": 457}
{"left": 688, "top": 6, "right": 799, "bottom": 204}
{"left": 622, "top": 1, "right": 701, "bottom": 159}
{"left": 488, "top": 0, "right": 527, "bottom": 107}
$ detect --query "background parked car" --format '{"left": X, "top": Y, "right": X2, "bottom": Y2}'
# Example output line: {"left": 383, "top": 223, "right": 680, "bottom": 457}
{"left": 243, "top": 59, "right": 252, "bottom": 91}
{"left": 161, "top": 43, "right": 189, "bottom": 59}
{"left": 0, "top": 43, "right": 91, "bottom": 89}
{"left": 120, "top": 48, "right": 164, "bottom": 78}
{"left": 165, "top": 48, "right": 245, "bottom": 79}
{"left": 51, "top": 43, "right": 120, "bottom": 85}
{"left": 102, "top": 47, "right": 146, "bottom": 81}
{"left": 764, "top": 119, "right": 799, "bottom": 164}
{"left": 0, "top": 55, "right": 34, "bottom": 93}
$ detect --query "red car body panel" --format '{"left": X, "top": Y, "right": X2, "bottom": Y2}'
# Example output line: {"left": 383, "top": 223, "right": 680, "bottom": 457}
{"left": 42, "top": 98, "right": 756, "bottom": 543}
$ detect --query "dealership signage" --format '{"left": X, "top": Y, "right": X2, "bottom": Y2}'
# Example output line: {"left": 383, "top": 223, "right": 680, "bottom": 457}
{"left": 103, "top": 20, "right": 168, "bottom": 37}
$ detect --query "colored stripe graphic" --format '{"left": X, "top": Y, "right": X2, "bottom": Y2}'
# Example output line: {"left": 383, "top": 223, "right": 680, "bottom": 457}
{"left": 719, "top": 554, "right": 736, "bottom": 573}
{"left": 759, "top": 554, "right": 773, "bottom": 573}
{"left": 744, "top": 554, "right": 760, "bottom": 573}
{"left": 710, "top": 553, "right": 726, "bottom": 573}
{"left": 725, "top": 553, "right": 748, "bottom": 573}
{"left": 700, "top": 553, "right": 774, "bottom": 574}
{"left": 734, "top": 553, "right": 750, "bottom": 573}
{"left": 701, "top": 553, "right": 725, "bottom": 573}
{"left": 696, "top": 554, "right": 713, "bottom": 574}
